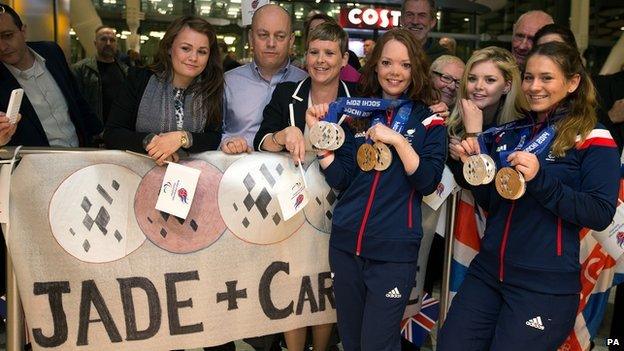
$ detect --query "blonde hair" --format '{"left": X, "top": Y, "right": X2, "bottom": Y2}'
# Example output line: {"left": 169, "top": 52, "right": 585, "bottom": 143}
{"left": 446, "top": 46, "right": 528, "bottom": 137}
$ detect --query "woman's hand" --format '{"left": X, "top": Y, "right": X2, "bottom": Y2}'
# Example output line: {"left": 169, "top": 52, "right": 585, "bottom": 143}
{"left": 449, "top": 136, "right": 466, "bottom": 162}
{"left": 0, "top": 112, "right": 20, "bottom": 146}
{"left": 507, "top": 151, "right": 540, "bottom": 181}
{"left": 222, "top": 136, "right": 252, "bottom": 154}
{"left": 305, "top": 103, "right": 329, "bottom": 129}
{"left": 429, "top": 101, "right": 450, "bottom": 118}
{"left": 460, "top": 99, "right": 483, "bottom": 133}
{"left": 281, "top": 126, "right": 305, "bottom": 164}
{"left": 146, "top": 131, "right": 185, "bottom": 165}
{"left": 366, "top": 123, "right": 403, "bottom": 146}
{"left": 449, "top": 136, "right": 480, "bottom": 163}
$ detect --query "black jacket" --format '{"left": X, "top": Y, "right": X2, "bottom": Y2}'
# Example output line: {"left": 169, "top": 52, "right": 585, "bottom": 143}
{"left": 253, "top": 77, "right": 355, "bottom": 150}
{"left": 104, "top": 67, "right": 222, "bottom": 153}
{"left": 0, "top": 41, "right": 102, "bottom": 147}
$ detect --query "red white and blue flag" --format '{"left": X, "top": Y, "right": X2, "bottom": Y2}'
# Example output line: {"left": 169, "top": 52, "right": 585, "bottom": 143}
{"left": 401, "top": 293, "right": 440, "bottom": 346}
{"left": 450, "top": 182, "right": 624, "bottom": 351}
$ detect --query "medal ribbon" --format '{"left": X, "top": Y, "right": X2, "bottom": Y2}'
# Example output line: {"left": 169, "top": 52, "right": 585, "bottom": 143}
{"left": 326, "top": 97, "right": 410, "bottom": 123}
{"left": 498, "top": 124, "right": 556, "bottom": 167}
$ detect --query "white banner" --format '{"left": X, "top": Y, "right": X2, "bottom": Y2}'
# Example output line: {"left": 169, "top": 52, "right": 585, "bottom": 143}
{"left": 6, "top": 151, "right": 434, "bottom": 351}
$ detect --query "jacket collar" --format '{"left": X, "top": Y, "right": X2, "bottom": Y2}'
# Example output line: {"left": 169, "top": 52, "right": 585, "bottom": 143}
{"left": 290, "top": 77, "right": 352, "bottom": 102}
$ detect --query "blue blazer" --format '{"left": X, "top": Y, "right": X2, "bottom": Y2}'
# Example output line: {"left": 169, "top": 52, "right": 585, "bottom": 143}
{"left": 0, "top": 41, "right": 102, "bottom": 147}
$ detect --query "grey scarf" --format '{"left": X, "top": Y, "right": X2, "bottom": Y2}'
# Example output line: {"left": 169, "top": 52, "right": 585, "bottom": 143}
{"left": 135, "top": 74, "right": 207, "bottom": 133}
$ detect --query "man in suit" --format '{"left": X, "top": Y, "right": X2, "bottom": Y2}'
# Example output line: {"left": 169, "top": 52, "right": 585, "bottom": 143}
{"left": 0, "top": 4, "right": 101, "bottom": 147}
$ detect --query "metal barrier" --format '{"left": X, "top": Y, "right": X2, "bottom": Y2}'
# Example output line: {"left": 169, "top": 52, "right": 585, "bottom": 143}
{"left": 1, "top": 147, "right": 99, "bottom": 351}
{"left": 439, "top": 192, "right": 458, "bottom": 327}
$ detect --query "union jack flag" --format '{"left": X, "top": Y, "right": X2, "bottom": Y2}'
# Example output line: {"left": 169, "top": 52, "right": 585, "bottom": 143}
{"left": 400, "top": 293, "right": 440, "bottom": 346}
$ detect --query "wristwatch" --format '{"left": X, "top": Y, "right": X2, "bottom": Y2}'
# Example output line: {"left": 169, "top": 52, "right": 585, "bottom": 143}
{"left": 180, "top": 132, "right": 188, "bottom": 148}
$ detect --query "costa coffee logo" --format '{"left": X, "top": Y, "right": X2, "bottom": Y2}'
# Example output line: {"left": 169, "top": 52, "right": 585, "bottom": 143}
{"left": 339, "top": 7, "right": 401, "bottom": 29}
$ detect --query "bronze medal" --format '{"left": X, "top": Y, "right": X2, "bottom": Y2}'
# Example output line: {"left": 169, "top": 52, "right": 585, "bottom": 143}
{"left": 373, "top": 142, "right": 393, "bottom": 171}
{"left": 357, "top": 144, "right": 378, "bottom": 171}
{"left": 495, "top": 167, "right": 526, "bottom": 200}
{"left": 463, "top": 155, "right": 487, "bottom": 186}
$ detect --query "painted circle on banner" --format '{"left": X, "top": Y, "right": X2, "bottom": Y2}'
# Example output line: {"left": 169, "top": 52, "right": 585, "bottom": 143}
{"left": 303, "top": 161, "right": 337, "bottom": 234}
{"left": 134, "top": 160, "right": 226, "bottom": 253}
{"left": 218, "top": 153, "right": 305, "bottom": 244}
{"left": 49, "top": 164, "right": 145, "bottom": 263}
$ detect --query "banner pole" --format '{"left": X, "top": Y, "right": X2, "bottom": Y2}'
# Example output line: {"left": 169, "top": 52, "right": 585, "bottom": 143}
{"left": 6, "top": 252, "right": 24, "bottom": 351}
{"left": 439, "top": 192, "right": 458, "bottom": 327}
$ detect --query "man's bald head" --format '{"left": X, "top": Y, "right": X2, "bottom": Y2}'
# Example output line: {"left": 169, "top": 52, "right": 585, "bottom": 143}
{"left": 251, "top": 4, "right": 292, "bottom": 33}
{"left": 249, "top": 4, "right": 294, "bottom": 77}
{"left": 512, "top": 10, "right": 554, "bottom": 68}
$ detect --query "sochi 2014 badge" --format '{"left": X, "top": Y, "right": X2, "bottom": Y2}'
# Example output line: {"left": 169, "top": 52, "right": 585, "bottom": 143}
{"left": 156, "top": 162, "right": 201, "bottom": 220}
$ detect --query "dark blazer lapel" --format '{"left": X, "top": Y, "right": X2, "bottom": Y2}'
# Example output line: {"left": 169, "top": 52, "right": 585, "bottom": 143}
{"left": 0, "top": 62, "right": 48, "bottom": 143}
{"left": 290, "top": 77, "right": 311, "bottom": 131}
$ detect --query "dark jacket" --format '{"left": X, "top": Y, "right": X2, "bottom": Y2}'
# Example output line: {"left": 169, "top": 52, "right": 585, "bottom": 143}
{"left": 469, "top": 116, "right": 619, "bottom": 294}
{"left": 253, "top": 77, "right": 355, "bottom": 150}
{"left": 595, "top": 70, "right": 624, "bottom": 149}
{"left": 71, "top": 57, "right": 129, "bottom": 122}
{"left": 424, "top": 38, "right": 449, "bottom": 63}
{"left": 103, "top": 67, "right": 222, "bottom": 153}
{"left": 322, "top": 101, "right": 447, "bottom": 262}
{"left": 0, "top": 41, "right": 102, "bottom": 147}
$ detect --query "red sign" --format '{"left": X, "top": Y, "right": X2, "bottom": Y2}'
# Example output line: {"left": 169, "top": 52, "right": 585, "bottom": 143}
{"left": 339, "top": 7, "right": 402, "bottom": 29}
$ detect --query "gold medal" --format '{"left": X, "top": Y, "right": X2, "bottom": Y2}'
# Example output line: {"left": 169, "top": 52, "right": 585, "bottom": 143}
{"left": 495, "top": 167, "right": 526, "bottom": 200}
{"left": 357, "top": 144, "right": 378, "bottom": 171}
{"left": 373, "top": 142, "right": 392, "bottom": 171}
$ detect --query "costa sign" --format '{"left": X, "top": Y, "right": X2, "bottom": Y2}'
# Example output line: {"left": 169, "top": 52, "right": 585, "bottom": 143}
{"left": 339, "top": 7, "right": 401, "bottom": 29}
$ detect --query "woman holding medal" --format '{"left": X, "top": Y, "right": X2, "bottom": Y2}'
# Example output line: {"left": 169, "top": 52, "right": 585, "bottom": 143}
{"left": 438, "top": 42, "right": 620, "bottom": 351}
{"left": 446, "top": 47, "right": 528, "bottom": 188}
{"left": 306, "top": 28, "right": 446, "bottom": 351}
{"left": 254, "top": 22, "right": 354, "bottom": 166}
{"left": 253, "top": 21, "right": 353, "bottom": 351}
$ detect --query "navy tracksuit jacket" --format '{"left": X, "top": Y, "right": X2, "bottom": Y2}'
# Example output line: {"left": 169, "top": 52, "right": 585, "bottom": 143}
{"left": 439, "top": 114, "right": 620, "bottom": 351}
{"left": 321, "top": 101, "right": 446, "bottom": 351}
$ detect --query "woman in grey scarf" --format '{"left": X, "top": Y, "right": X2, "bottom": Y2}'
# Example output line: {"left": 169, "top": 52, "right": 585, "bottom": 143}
{"left": 104, "top": 16, "right": 224, "bottom": 165}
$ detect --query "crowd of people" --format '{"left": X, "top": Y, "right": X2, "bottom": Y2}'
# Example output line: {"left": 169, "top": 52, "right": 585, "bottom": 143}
{"left": 0, "top": 0, "right": 623, "bottom": 350}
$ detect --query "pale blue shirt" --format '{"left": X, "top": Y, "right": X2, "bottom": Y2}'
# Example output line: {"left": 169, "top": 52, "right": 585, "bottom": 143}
{"left": 222, "top": 60, "right": 307, "bottom": 147}
{"left": 3, "top": 49, "right": 79, "bottom": 147}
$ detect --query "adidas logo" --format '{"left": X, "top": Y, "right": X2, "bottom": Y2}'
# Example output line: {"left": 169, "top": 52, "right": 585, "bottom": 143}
{"left": 385, "top": 287, "right": 402, "bottom": 298}
{"left": 525, "top": 316, "right": 545, "bottom": 330}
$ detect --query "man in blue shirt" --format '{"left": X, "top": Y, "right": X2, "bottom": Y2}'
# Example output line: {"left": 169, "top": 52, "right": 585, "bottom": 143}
{"left": 220, "top": 4, "right": 306, "bottom": 154}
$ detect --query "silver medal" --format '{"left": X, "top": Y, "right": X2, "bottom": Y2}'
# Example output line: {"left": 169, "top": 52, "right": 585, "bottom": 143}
{"left": 463, "top": 155, "right": 487, "bottom": 186}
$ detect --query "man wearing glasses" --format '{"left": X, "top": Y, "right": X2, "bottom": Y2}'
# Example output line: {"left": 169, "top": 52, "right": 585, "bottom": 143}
{"left": 430, "top": 55, "right": 464, "bottom": 108}
{"left": 511, "top": 10, "right": 553, "bottom": 69}
{"left": 400, "top": 0, "right": 449, "bottom": 62}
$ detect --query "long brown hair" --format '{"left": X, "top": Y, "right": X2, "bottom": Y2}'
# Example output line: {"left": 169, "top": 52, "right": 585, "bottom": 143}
{"left": 151, "top": 16, "right": 223, "bottom": 126}
{"left": 527, "top": 42, "right": 595, "bottom": 156}
{"left": 359, "top": 28, "right": 437, "bottom": 105}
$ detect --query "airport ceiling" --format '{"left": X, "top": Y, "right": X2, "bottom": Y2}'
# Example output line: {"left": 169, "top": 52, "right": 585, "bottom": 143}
{"left": 95, "top": 0, "right": 623, "bottom": 45}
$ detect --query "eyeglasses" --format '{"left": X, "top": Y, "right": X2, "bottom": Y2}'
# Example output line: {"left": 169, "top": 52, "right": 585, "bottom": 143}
{"left": 432, "top": 70, "right": 460, "bottom": 87}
